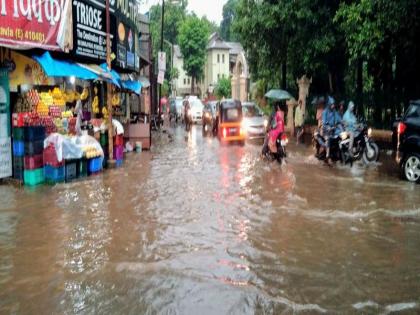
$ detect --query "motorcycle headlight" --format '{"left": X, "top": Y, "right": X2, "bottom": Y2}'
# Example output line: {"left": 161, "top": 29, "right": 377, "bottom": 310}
{"left": 340, "top": 131, "right": 349, "bottom": 140}
{"left": 368, "top": 128, "right": 372, "bottom": 137}
{"left": 242, "top": 119, "right": 250, "bottom": 130}
{"left": 264, "top": 119, "right": 268, "bottom": 128}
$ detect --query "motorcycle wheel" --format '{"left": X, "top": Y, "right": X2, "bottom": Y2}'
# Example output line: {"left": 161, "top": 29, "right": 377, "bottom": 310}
{"left": 362, "top": 141, "right": 379, "bottom": 164}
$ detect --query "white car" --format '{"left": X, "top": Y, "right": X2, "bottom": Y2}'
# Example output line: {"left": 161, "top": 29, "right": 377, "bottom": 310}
{"left": 190, "top": 99, "right": 204, "bottom": 124}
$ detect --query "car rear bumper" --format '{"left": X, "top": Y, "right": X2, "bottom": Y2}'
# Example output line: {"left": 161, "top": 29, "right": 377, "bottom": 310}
{"left": 220, "top": 135, "right": 246, "bottom": 142}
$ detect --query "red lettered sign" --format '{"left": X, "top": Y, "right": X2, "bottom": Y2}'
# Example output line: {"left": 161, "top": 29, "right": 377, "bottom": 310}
{"left": 0, "top": 0, "right": 73, "bottom": 51}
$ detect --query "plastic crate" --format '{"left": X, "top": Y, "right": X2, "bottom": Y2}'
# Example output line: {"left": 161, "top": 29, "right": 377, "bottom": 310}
{"left": 116, "top": 159, "right": 123, "bottom": 167}
{"left": 113, "top": 145, "right": 124, "bottom": 160}
{"left": 43, "top": 144, "right": 64, "bottom": 167}
{"left": 44, "top": 165, "right": 65, "bottom": 183}
{"left": 114, "top": 134, "right": 123, "bottom": 146}
{"left": 12, "top": 140, "right": 24, "bottom": 157}
{"left": 65, "top": 160, "right": 78, "bottom": 182}
{"left": 88, "top": 157, "right": 102, "bottom": 174}
{"left": 100, "top": 133, "right": 108, "bottom": 146}
{"left": 24, "top": 168, "right": 45, "bottom": 186}
{"left": 12, "top": 127, "right": 24, "bottom": 140}
{"left": 24, "top": 126, "right": 45, "bottom": 141}
{"left": 24, "top": 154, "right": 43, "bottom": 170}
{"left": 13, "top": 156, "right": 24, "bottom": 181}
{"left": 78, "top": 159, "right": 88, "bottom": 178}
{"left": 25, "top": 140, "right": 44, "bottom": 156}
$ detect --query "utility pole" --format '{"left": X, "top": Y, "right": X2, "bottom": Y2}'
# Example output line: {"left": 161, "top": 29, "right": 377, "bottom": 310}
{"left": 106, "top": 0, "right": 114, "bottom": 165}
{"left": 158, "top": 0, "right": 165, "bottom": 117}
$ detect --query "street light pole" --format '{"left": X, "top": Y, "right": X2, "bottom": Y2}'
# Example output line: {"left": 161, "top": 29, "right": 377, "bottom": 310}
{"left": 159, "top": 0, "right": 165, "bottom": 117}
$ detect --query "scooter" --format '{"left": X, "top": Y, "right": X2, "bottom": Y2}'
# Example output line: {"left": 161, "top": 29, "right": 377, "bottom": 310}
{"left": 351, "top": 123, "right": 380, "bottom": 164}
{"left": 262, "top": 133, "right": 288, "bottom": 164}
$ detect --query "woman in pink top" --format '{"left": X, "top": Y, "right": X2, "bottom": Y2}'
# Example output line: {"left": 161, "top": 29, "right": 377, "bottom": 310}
{"left": 268, "top": 104, "right": 285, "bottom": 150}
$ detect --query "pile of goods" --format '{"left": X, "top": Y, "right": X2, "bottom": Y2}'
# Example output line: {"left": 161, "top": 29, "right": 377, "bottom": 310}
{"left": 82, "top": 145, "right": 102, "bottom": 159}
{"left": 52, "top": 87, "right": 66, "bottom": 107}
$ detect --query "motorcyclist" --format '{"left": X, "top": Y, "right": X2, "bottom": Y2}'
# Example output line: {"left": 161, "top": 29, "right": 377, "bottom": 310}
{"left": 343, "top": 101, "right": 357, "bottom": 157}
{"left": 262, "top": 103, "right": 285, "bottom": 154}
{"left": 322, "top": 96, "right": 342, "bottom": 163}
{"left": 183, "top": 99, "right": 191, "bottom": 131}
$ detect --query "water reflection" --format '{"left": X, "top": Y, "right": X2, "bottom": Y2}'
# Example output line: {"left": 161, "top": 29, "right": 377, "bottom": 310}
{"left": 0, "top": 125, "right": 419, "bottom": 314}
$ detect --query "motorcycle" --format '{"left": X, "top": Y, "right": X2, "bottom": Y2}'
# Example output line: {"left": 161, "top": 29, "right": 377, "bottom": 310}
{"left": 313, "top": 126, "right": 352, "bottom": 164}
{"left": 349, "top": 123, "right": 380, "bottom": 164}
{"left": 262, "top": 133, "right": 288, "bottom": 164}
{"left": 185, "top": 108, "right": 193, "bottom": 132}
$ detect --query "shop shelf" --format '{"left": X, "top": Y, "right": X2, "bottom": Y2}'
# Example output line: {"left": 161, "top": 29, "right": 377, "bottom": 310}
{"left": 13, "top": 156, "right": 24, "bottom": 181}
{"left": 12, "top": 127, "right": 24, "bottom": 140}
{"left": 25, "top": 140, "right": 44, "bottom": 156}
{"left": 114, "top": 134, "right": 124, "bottom": 146}
{"left": 116, "top": 159, "right": 123, "bottom": 167}
{"left": 43, "top": 145, "right": 64, "bottom": 167}
{"left": 24, "top": 154, "right": 43, "bottom": 170}
{"left": 12, "top": 140, "right": 24, "bottom": 157}
{"left": 65, "top": 160, "right": 78, "bottom": 182}
{"left": 24, "top": 126, "right": 46, "bottom": 141}
{"left": 88, "top": 157, "right": 102, "bottom": 174}
{"left": 78, "top": 159, "right": 88, "bottom": 178}
{"left": 24, "top": 168, "right": 45, "bottom": 186}
{"left": 44, "top": 165, "right": 65, "bottom": 184}
{"left": 113, "top": 145, "right": 124, "bottom": 160}
{"left": 100, "top": 133, "right": 108, "bottom": 146}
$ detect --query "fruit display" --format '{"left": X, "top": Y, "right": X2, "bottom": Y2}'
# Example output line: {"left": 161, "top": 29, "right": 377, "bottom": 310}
{"left": 26, "top": 89, "right": 40, "bottom": 107}
{"left": 39, "top": 92, "right": 54, "bottom": 106}
{"left": 102, "top": 107, "right": 109, "bottom": 120}
{"left": 92, "top": 87, "right": 100, "bottom": 114}
{"left": 52, "top": 87, "right": 66, "bottom": 107}
{"left": 65, "top": 91, "right": 80, "bottom": 103}
{"left": 62, "top": 110, "right": 73, "bottom": 119}
{"left": 82, "top": 145, "right": 102, "bottom": 159}
{"left": 112, "top": 93, "right": 120, "bottom": 107}
{"left": 49, "top": 106, "right": 62, "bottom": 118}
{"left": 80, "top": 87, "right": 89, "bottom": 100}
{"left": 39, "top": 116, "right": 57, "bottom": 134}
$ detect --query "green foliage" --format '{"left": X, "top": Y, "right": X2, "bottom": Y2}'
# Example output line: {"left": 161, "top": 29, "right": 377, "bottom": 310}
{"left": 220, "top": 0, "right": 239, "bottom": 41}
{"left": 161, "top": 80, "right": 170, "bottom": 97}
{"left": 178, "top": 16, "right": 210, "bottom": 92}
{"left": 169, "top": 67, "right": 179, "bottom": 81}
{"left": 215, "top": 77, "right": 232, "bottom": 99}
{"left": 149, "top": 1, "right": 188, "bottom": 62}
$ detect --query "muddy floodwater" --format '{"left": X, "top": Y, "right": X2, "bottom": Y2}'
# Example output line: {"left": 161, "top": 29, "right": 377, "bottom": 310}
{"left": 1, "top": 126, "right": 420, "bottom": 314}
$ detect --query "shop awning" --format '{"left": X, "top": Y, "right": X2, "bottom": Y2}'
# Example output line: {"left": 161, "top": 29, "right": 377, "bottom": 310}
{"left": 33, "top": 52, "right": 98, "bottom": 80}
{"left": 121, "top": 80, "right": 142, "bottom": 95}
{"left": 99, "top": 63, "right": 121, "bottom": 87}
{"left": 138, "top": 76, "right": 150, "bottom": 88}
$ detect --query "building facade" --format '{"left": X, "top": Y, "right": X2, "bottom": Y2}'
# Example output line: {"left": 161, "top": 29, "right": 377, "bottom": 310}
{"left": 173, "top": 33, "right": 249, "bottom": 102}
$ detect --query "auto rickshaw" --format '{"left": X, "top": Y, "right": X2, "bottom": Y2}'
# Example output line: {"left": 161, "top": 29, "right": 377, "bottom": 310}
{"left": 216, "top": 99, "right": 245, "bottom": 144}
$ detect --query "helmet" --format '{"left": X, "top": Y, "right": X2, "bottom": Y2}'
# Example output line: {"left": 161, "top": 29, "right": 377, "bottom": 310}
{"left": 327, "top": 96, "right": 335, "bottom": 106}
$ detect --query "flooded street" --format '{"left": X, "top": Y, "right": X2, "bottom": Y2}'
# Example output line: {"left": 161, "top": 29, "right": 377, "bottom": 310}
{"left": 1, "top": 125, "right": 420, "bottom": 314}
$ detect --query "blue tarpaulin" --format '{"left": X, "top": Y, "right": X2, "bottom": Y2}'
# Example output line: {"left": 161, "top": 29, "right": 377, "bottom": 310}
{"left": 121, "top": 80, "right": 142, "bottom": 94}
{"left": 33, "top": 52, "right": 98, "bottom": 80}
{"left": 100, "top": 63, "right": 121, "bottom": 87}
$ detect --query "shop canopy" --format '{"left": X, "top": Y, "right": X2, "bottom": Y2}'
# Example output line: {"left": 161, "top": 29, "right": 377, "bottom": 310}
{"left": 100, "top": 63, "right": 121, "bottom": 88}
{"left": 33, "top": 52, "right": 98, "bottom": 80}
{"left": 121, "top": 80, "right": 142, "bottom": 95}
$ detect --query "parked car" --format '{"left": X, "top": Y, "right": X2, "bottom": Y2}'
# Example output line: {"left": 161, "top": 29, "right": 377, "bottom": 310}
{"left": 202, "top": 101, "right": 218, "bottom": 133}
{"left": 241, "top": 102, "right": 268, "bottom": 140}
{"left": 393, "top": 100, "right": 420, "bottom": 183}
{"left": 216, "top": 99, "right": 245, "bottom": 145}
{"left": 190, "top": 99, "right": 204, "bottom": 124}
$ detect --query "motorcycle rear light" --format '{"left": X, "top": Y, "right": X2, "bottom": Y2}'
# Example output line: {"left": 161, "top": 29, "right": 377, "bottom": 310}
{"left": 281, "top": 134, "right": 288, "bottom": 141}
{"left": 398, "top": 122, "right": 406, "bottom": 135}
{"left": 223, "top": 128, "right": 227, "bottom": 138}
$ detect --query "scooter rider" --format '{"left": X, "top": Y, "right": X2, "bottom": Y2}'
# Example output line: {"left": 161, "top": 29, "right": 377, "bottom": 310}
{"left": 322, "top": 96, "right": 342, "bottom": 163}
{"left": 183, "top": 99, "right": 191, "bottom": 130}
{"left": 343, "top": 101, "right": 357, "bottom": 157}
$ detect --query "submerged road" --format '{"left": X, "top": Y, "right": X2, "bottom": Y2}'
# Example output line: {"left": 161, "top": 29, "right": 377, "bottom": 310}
{"left": 1, "top": 125, "right": 420, "bottom": 314}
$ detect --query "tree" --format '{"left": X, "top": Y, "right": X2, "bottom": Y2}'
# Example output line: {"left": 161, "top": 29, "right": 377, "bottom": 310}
{"left": 215, "top": 77, "right": 232, "bottom": 99}
{"left": 220, "top": 0, "right": 239, "bottom": 41}
{"left": 178, "top": 16, "right": 210, "bottom": 94}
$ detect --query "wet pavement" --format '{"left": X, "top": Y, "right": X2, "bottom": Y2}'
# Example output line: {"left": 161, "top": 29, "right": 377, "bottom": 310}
{"left": 1, "top": 125, "right": 420, "bottom": 314}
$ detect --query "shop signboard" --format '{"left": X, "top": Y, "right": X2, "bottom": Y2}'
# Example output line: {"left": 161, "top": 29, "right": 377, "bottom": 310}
{"left": 0, "top": 0, "right": 73, "bottom": 51}
{"left": 157, "top": 70, "right": 165, "bottom": 85}
{"left": 158, "top": 52, "right": 166, "bottom": 72}
{"left": 116, "top": 19, "right": 127, "bottom": 68}
{"left": 0, "top": 69, "right": 12, "bottom": 179}
{"left": 126, "top": 25, "right": 135, "bottom": 70}
{"left": 72, "top": 0, "right": 116, "bottom": 61}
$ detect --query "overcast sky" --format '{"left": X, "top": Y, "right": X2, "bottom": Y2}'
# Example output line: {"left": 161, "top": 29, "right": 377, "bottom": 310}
{"left": 141, "top": 0, "right": 228, "bottom": 24}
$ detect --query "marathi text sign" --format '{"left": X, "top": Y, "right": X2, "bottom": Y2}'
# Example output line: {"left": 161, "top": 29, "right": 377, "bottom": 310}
{"left": 0, "top": 69, "right": 12, "bottom": 179}
{"left": 0, "top": 0, "right": 73, "bottom": 51}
